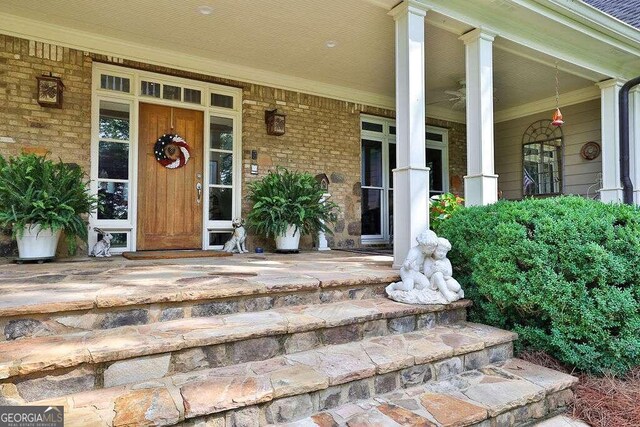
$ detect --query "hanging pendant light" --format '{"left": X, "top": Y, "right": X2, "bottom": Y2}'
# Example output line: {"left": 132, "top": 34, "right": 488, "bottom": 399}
{"left": 552, "top": 61, "right": 564, "bottom": 126}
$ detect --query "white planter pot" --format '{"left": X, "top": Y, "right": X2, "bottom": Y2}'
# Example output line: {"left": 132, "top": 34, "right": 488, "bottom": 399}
{"left": 275, "top": 224, "right": 301, "bottom": 252}
{"left": 16, "top": 224, "right": 61, "bottom": 259}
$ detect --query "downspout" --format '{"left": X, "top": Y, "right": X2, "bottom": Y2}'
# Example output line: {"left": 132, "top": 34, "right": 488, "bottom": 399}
{"left": 619, "top": 76, "right": 640, "bottom": 204}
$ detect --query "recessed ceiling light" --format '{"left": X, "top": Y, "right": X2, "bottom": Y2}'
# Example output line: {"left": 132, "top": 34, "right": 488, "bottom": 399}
{"left": 197, "top": 5, "right": 213, "bottom": 15}
{"left": 325, "top": 40, "right": 337, "bottom": 48}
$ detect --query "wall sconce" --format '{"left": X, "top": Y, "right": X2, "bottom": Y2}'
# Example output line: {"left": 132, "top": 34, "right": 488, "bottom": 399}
{"left": 265, "top": 109, "right": 286, "bottom": 136}
{"left": 36, "top": 73, "right": 64, "bottom": 108}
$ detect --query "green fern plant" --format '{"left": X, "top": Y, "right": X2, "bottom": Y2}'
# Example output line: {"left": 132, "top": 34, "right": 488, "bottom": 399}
{"left": 246, "top": 167, "right": 339, "bottom": 239}
{"left": 0, "top": 154, "right": 97, "bottom": 253}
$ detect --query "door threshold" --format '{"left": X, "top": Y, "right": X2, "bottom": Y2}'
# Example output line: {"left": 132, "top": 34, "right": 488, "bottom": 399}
{"left": 122, "top": 250, "right": 233, "bottom": 260}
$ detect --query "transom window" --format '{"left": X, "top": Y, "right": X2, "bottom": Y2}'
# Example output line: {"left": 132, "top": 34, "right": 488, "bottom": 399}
{"left": 522, "top": 120, "right": 563, "bottom": 196}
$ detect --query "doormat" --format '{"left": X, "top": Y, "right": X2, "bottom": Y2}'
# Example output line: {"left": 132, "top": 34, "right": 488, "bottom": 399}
{"left": 122, "top": 250, "right": 233, "bottom": 260}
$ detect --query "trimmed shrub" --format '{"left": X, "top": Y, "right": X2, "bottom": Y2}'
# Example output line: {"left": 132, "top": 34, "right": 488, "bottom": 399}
{"left": 438, "top": 196, "right": 640, "bottom": 375}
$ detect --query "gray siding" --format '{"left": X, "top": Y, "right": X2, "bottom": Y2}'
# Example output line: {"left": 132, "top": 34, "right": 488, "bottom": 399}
{"left": 495, "top": 99, "right": 602, "bottom": 200}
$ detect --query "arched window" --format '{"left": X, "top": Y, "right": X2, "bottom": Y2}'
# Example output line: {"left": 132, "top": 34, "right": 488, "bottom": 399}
{"left": 522, "top": 119, "right": 563, "bottom": 196}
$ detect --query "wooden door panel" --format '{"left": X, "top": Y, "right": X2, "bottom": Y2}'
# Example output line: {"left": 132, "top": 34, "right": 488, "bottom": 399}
{"left": 137, "top": 103, "right": 203, "bottom": 250}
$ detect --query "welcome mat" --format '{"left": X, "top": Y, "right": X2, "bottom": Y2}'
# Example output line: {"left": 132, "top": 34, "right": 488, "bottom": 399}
{"left": 122, "top": 250, "right": 233, "bottom": 260}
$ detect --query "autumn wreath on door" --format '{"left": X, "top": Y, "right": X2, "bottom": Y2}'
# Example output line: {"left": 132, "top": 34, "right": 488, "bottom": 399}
{"left": 154, "top": 134, "right": 191, "bottom": 169}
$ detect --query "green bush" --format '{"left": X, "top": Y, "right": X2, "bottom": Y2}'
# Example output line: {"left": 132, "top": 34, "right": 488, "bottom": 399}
{"left": 0, "top": 154, "right": 96, "bottom": 253}
{"left": 438, "top": 196, "right": 640, "bottom": 375}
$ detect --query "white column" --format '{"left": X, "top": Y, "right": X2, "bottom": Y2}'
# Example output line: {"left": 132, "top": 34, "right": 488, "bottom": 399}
{"left": 460, "top": 28, "right": 498, "bottom": 206}
{"left": 597, "top": 79, "right": 624, "bottom": 202}
{"left": 630, "top": 88, "right": 640, "bottom": 205}
{"left": 389, "top": 1, "right": 429, "bottom": 268}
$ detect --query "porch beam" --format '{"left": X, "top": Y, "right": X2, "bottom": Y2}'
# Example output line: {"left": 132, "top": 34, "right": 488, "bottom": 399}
{"left": 389, "top": 1, "right": 430, "bottom": 267}
{"left": 597, "top": 78, "right": 624, "bottom": 203}
{"left": 461, "top": 28, "right": 498, "bottom": 206}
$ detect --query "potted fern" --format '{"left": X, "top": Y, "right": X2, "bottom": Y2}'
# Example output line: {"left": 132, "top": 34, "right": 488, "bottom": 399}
{"left": 247, "top": 167, "right": 339, "bottom": 252}
{"left": 0, "top": 154, "right": 96, "bottom": 260}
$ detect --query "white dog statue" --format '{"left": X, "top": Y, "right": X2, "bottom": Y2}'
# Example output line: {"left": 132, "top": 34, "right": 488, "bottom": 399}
{"left": 223, "top": 218, "right": 249, "bottom": 253}
{"left": 90, "top": 228, "right": 112, "bottom": 257}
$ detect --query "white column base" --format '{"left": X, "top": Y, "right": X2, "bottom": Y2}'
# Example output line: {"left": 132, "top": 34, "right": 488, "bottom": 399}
{"left": 633, "top": 190, "right": 640, "bottom": 206}
{"left": 464, "top": 174, "right": 498, "bottom": 206}
{"left": 392, "top": 166, "right": 429, "bottom": 269}
{"left": 600, "top": 187, "right": 623, "bottom": 203}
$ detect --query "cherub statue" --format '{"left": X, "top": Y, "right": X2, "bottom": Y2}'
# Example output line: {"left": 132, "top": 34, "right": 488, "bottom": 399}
{"left": 387, "top": 229, "right": 438, "bottom": 291}
{"left": 423, "top": 237, "right": 464, "bottom": 302}
{"left": 386, "top": 230, "right": 464, "bottom": 305}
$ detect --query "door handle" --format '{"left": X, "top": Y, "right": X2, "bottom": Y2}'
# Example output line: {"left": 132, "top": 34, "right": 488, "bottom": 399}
{"left": 196, "top": 182, "right": 202, "bottom": 205}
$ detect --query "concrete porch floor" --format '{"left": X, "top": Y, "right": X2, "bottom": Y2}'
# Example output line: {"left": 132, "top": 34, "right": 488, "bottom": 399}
{"left": 0, "top": 251, "right": 398, "bottom": 318}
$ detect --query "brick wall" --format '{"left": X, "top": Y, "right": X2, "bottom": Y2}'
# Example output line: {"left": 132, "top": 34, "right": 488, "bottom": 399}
{"left": 0, "top": 34, "right": 467, "bottom": 253}
{"left": 0, "top": 36, "right": 92, "bottom": 256}
{"left": 0, "top": 35, "right": 92, "bottom": 168}
{"left": 240, "top": 88, "right": 394, "bottom": 249}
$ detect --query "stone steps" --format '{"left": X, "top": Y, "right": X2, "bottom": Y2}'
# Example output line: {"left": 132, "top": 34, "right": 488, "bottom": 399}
{"left": 269, "top": 359, "right": 579, "bottom": 427}
{"left": 26, "top": 321, "right": 518, "bottom": 426}
{"left": 0, "top": 269, "right": 398, "bottom": 341}
{"left": 0, "top": 298, "right": 471, "bottom": 402}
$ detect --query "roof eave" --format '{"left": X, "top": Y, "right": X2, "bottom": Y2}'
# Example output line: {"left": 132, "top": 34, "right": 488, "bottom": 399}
{"left": 527, "top": 0, "right": 640, "bottom": 51}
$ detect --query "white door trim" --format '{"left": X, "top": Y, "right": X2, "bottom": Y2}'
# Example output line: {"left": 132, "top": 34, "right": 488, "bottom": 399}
{"left": 89, "top": 62, "right": 242, "bottom": 252}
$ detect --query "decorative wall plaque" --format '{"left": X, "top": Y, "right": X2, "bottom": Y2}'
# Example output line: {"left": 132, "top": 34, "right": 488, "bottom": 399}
{"left": 265, "top": 109, "right": 286, "bottom": 136}
{"left": 580, "top": 142, "right": 601, "bottom": 160}
{"left": 36, "top": 74, "right": 64, "bottom": 108}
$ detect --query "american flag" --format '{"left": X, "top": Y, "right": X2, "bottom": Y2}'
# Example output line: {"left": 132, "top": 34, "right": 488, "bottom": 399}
{"left": 523, "top": 169, "right": 536, "bottom": 195}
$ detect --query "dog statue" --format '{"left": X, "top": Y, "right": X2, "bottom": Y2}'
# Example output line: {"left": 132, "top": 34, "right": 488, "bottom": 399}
{"left": 223, "top": 218, "right": 249, "bottom": 253}
{"left": 90, "top": 227, "right": 113, "bottom": 257}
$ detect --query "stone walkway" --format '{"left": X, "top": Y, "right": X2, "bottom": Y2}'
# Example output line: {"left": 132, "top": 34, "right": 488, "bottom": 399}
{"left": 0, "top": 251, "right": 397, "bottom": 317}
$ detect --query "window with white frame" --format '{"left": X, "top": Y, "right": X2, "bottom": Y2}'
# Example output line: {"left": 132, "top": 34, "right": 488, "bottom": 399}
{"left": 360, "top": 115, "right": 449, "bottom": 243}
{"left": 97, "top": 101, "right": 131, "bottom": 222}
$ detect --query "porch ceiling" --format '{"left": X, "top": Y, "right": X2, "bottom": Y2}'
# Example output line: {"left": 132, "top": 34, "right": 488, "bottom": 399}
{"left": 2, "top": 0, "right": 607, "bottom": 116}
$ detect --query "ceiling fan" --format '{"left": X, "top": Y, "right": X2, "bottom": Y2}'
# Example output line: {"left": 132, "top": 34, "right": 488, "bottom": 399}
{"left": 428, "top": 79, "right": 497, "bottom": 111}
{"left": 443, "top": 79, "right": 467, "bottom": 110}
{"left": 426, "top": 79, "right": 467, "bottom": 111}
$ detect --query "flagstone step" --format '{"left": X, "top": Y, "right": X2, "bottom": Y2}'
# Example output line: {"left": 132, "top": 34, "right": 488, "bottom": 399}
{"left": 0, "top": 298, "right": 473, "bottom": 401}
{"left": 268, "top": 359, "right": 579, "bottom": 427}
{"left": 26, "top": 323, "right": 518, "bottom": 426}
{"left": 0, "top": 268, "right": 398, "bottom": 341}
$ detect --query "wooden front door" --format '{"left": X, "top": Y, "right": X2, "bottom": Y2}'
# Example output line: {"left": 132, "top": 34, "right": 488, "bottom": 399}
{"left": 137, "top": 103, "right": 204, "bottom": 250}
